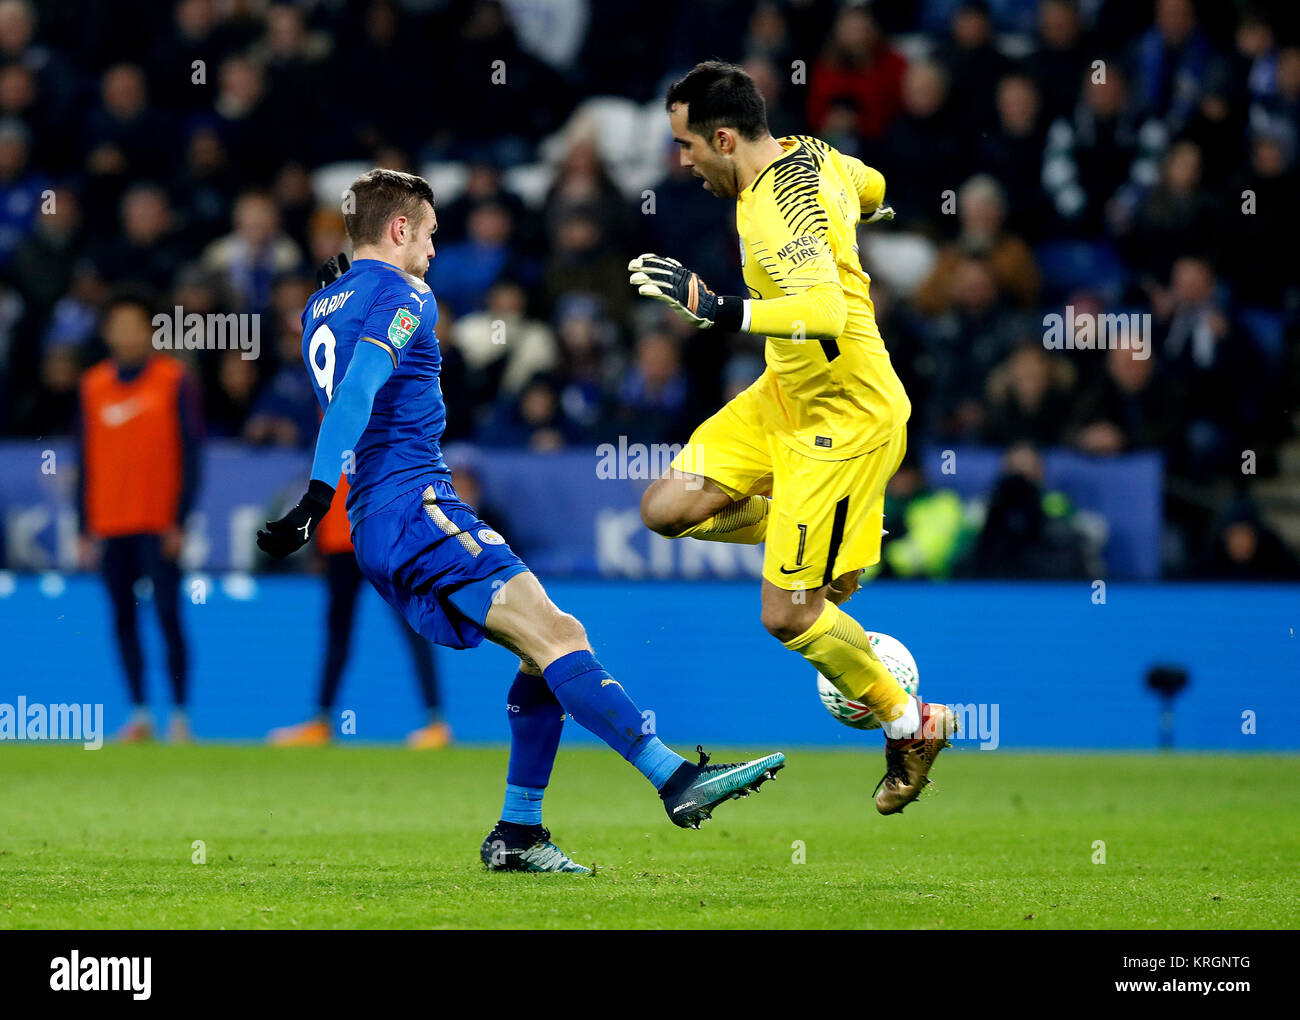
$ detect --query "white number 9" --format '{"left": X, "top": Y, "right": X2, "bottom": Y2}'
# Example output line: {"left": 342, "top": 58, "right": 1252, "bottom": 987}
{"left": 309, "top": 324, "right": 337, "bottom": 401}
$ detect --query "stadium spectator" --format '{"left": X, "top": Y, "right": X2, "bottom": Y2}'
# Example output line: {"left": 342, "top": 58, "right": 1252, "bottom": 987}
{"left": 616, "top": 331, "right": 688, "bottom": 444}
{"left": 913, "top": 174, "right": 1041, "bottom": 314}
{"left": 881, "top": 60, "right": 968, "bottom": 234}
{"left": 254, "top": 3, "right": 329, "bottom": 164}
{"left": 145, "top": 0, "right": 226, "bottom": 116}
{"left": 431, "top": 201, "right": 521, "bottom": 315}
{"left": 1041, "top": 64, "right": 1159, "bottom": 238}
{"left": 1023, "top": 0, "right": 1089, "bottom": 123}
{"left": 83, "top": 65, "right": 172, "bottom": 193}
{"left": 543, "top": 136, "right": 634, "bottom": 259}
{"left": 552, "top": 293, "right": 621, "bottom": 436}
{"left": 1178, "top": 64, "right": 1248, "bottom": 192}
{"left": 976, "top": 73, "right": 1051, "bottom": 240}
{"left": 209, "top": 55, "right": 279, "bottom": 183}
{"left": 451, "top": 280, "right": 559, "bottom": 398}
{"left": 1113, "top": 139, "right": 1218, "bottom": 285}
{"left": 967, "top": 443, "right": 1097, "bottom": 579}
{"left": 34, "top": 266, "right": 105, "bottom": 381}
{"left": 876, "top": 453, "right": 976, "bottom": 580}
{"left": 242, "top": 275, "right": 317, "bottom": 448}
{"left": 1066, "top": 345, "right": 1188, "bottom": 458}
{"left": 542, "top": 210, "right": 628, "bottom": 322}
{"left": 1223, "top": 127, "right": 1300, "bottom": 367}
{"left": 15, "top": 334, "right": 77, "bottom": 438}
{"left": 0, "top": 0, "right": 78, "bottom": 169}
{"left": 10, "top": 185, "right": 79, "bottom": 316}
{"left": 1235, "top": 7, "right": 1280, "bottom": 105}
{"left": 438, "top": 0, "right": 573, "bottom": 166}
{"left": 1199, "top": 499, "right": 1300, "bottom": 580}
{"left": 478, "top": 372, "right": 586, "bottom": 450}
{"left": 205, "top": 346, "right": 259, "bottom": 440}
{"left": 806, "top": 6, "right": 906, "bottom": 141}
{"left": 1129, "top": 0, "right": 1216, "bottom": 132}
{"left": 921, "top": 255, "right": 1030, "bottom": 439}
{"left": 743, "top": 55, "right": 801, "bottom": 141}
{"left": 1153, "top": 256, "right": 1260, "bottom": 476}
{"left": 95, "top": 184, "right": 188, "bottom": 293}
{"left": 437, "top": 160, "right": 541, "bottom": 257}
{"left": 934, "top": 0, "right": 1012, "bottom": 133}
{"left": 171, "top": 125, "right": 238, "bottom": 250}
{"left": 199, "top": 190, "right": 303, "bottom": 314}
{"left": 0, "top": 118, "right": 47, "bottom": 268}
{"left": 983, "top": 342, "right": 1076, "bottom": 447}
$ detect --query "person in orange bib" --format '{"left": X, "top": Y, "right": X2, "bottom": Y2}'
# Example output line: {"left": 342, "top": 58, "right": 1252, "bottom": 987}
{"left": 78, "top": 290, "right": 202, "bottom": 743}
{"left": 266, "top": 472, "right": 451, "bottom": 749}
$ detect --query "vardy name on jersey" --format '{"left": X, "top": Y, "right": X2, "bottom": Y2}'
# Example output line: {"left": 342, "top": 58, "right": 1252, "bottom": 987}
{"left": 301, "top": 258, "right": 450, "bottom": 526}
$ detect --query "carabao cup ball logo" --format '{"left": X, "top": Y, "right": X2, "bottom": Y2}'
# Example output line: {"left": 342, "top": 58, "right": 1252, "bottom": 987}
{"left": 477, "top": 529, "right": 505, "bottom": 546}
{"left": 815, "top": 632, "right": 920, "bottom": 731}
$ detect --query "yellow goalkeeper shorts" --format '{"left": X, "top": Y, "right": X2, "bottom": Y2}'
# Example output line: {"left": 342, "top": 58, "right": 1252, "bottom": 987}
{"left": 669, "top": 375, "right": 907, "bottom": 591}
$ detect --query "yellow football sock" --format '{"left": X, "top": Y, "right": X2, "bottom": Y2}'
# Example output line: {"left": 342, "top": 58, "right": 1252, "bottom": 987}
{"left": 782, "top": 601, "right": 909, "bottom": 723}
{"left": 671, "top": 495, "right": 769, "bottom": 544}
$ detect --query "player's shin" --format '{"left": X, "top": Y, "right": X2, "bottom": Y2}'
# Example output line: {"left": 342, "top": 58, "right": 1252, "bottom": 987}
{"left": 501, "top": 669, "right": 564, "bottom": 826}
{"left": 782, "top": 601, "right": 920, "bottom": 738}
{"left": 670, "top": 495, "right": 770, "bottom": 544}
{"left": 541, "top": 650, "right": 686, "bottom": 789}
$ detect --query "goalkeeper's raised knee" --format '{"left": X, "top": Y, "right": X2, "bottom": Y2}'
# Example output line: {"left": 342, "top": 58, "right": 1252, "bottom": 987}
{"left": 642, "top": 487, "right": 770, "bottom": 545}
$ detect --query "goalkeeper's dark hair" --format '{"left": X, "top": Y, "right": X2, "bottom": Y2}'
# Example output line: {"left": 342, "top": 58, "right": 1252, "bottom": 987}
{"left": 345, "top": 168, "right": 436, "bottom": 248}
{"left": 666, "top": 61, "right": 770, "bottom": 142}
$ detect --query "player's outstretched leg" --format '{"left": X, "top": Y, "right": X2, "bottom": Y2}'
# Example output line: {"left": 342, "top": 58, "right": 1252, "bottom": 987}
{"left": 762, "top": 580, "right": 955, "bottom": 814}
{"left": 480, "top": 665, "right": 590, "bottom": 874}
{"left": 486, "top": 571, "right": 786, "bottom": 830}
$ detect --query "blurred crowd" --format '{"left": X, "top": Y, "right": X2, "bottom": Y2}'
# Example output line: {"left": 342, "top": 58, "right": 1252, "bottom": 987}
{"left": 0, "top": 0, "right": 1297, "bottom": 578}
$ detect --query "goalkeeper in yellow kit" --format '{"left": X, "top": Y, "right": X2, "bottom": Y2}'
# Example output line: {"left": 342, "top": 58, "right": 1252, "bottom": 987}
{"left": 631, "top": 61, "right": 957, "bottom": 815}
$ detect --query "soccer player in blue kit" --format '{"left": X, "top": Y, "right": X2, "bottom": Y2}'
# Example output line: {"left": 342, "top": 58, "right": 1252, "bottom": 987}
{"left": 257, "top": 169, "right": 785, "bottom": 873}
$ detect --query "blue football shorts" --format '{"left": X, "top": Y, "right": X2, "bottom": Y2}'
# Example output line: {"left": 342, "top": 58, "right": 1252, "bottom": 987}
{"left": 351, "top": 479, "right": 529, "bottom": 650}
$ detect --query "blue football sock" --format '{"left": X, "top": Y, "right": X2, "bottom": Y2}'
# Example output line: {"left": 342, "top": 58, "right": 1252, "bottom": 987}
{"left": 542, "top": 650, "right": 686, "bottom": 788}
{"left": 501, "top": 783, "right": 545, "bottom": 826}
{"left": 631, "top": 739, "right": 688, "bottom": 790}
{"left": 501, "top": 670, "right": 564, "bottom": 824}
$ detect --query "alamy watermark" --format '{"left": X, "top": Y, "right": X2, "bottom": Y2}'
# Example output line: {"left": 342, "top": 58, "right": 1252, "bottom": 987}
{"left": 595, "top": 436, "right": 704, "bottom": 489}
{"left": 1043, "top": 306, "right": 1150, "bottom": 360}
{"left": 0, "top": 696, "right": 103, "bottom": 749}
{"left": 153, "top": 307, "right": 260, "bottom": 360}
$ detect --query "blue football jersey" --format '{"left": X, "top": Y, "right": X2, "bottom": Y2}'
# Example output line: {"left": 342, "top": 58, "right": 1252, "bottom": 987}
{"left": 301, "top": 258, "right": 449, "bottom": 526}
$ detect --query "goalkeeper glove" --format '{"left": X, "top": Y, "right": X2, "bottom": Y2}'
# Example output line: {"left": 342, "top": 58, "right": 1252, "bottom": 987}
{"left": 256, "top": 479, "right": 335, "bottom": 560}
{"left": 316, "top": 251, "right": 350, "bottom": 289}
{"left": 864, "top": 203, "right": 895, "bottom": 224}
{"left": 628, "top": 253, "right": 745, "bottom": 331}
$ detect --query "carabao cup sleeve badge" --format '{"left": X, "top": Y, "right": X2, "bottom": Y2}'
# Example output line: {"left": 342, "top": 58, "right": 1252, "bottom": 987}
{"left": 388, "top": 308, "right": 419, "bottom": 348}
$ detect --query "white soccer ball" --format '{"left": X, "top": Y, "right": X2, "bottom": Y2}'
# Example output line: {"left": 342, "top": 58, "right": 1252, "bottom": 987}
{"left": 816, "top": 632, "right": 919, "bottom": 730}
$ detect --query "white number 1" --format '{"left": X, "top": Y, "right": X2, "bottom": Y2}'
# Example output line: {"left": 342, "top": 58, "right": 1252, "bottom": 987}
{"left": 308, "top": 324, "right": 337, "bottom": 401}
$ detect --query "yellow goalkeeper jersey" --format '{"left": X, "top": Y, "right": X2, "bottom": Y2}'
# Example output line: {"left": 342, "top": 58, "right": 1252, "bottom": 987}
{"left": 737, "top": 134, "right": 910, "bottom": 459}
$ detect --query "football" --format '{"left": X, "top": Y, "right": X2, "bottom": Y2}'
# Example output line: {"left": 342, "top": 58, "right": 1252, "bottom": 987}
{"left": 816, "top": 632, "right": 919, "bottom": 730}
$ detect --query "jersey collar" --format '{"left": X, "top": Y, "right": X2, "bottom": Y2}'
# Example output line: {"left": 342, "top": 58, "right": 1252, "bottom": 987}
{"left": 740, "top": 136, "right": 802, "bottom": 200}
{"left": 351, "top": 258, "right": 431, "bottom": 293}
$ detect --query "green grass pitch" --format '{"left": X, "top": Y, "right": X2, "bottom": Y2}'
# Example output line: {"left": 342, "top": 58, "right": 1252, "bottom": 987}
{"left": 1, "top": 745, "right": 1296, "bottom": 929}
